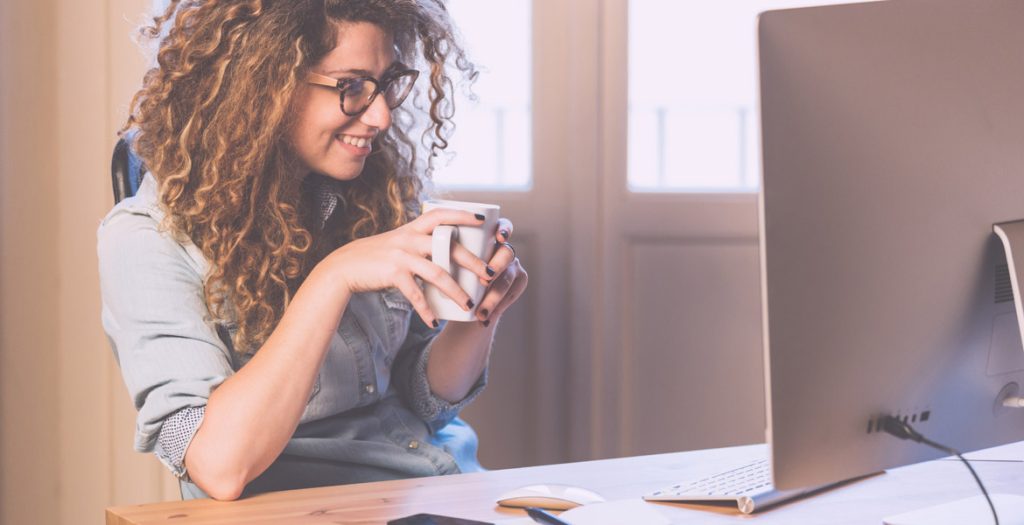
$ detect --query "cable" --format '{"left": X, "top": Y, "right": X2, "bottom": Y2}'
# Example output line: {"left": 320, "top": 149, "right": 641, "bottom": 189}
{"left": 880, "top": 415, "right": 999, "bottom": 525}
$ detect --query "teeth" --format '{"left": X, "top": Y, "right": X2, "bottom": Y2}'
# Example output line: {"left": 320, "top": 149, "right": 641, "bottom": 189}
{"left": 339, "top": 135, "right": 370, "bottom": 148}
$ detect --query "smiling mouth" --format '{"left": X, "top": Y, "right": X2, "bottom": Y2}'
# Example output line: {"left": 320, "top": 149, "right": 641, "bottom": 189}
{"left": 336, "top": 133, "right": 372, "bottom": 148}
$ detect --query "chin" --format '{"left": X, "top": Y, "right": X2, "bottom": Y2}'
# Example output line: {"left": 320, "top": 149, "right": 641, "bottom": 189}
{"left": 317, "top": 161, "right": 366, "bottom": 181}
{"left": 320, "top": 170, "right": 363, "bottom": 182}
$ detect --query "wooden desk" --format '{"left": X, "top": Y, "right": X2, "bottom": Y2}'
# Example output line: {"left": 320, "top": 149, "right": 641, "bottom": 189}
{"left": 106, "top": 441, "right": 1024, "bottom": 524}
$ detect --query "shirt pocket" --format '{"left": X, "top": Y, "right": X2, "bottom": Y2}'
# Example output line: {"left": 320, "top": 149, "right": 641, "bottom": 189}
{"left": 309, "top": 314, "right": 376, "bottom": 420}
{"left": 379, "top": 288, "right": 414, "bottom": 358}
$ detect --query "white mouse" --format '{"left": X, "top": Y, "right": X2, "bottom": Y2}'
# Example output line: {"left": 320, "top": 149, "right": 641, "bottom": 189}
{"left": 495, "top": 483, "right": 607, "bottom": 510}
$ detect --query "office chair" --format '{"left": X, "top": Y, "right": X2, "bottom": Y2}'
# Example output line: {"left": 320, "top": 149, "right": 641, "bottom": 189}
{"left": 111, "top": 131, "right": 145, "bottom": 204}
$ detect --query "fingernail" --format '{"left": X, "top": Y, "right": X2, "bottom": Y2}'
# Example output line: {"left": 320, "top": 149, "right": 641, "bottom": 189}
{"left": 466, "top": 299, "right": 475, "bottom": 309}
{"left": 485, "top": 266, "right": 496, "bottom": 277}
{"left": 479, "top": 308, "right": 489, "bottom": 319}
{"left": 483, "top": 319, "right": 491, "bottom": 328}
{"left": 432, "top": 320, "right": 439, "bottom": 328}
{"left": 474, "top": 213, "right": 485, "bottom": 220}
{"left": 500, "top": 230, "right": 509, "bottom": 240}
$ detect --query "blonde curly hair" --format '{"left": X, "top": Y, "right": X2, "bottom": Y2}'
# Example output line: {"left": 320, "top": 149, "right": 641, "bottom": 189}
{"left": 123, "top": 0, "right": 476, "bottom": 353}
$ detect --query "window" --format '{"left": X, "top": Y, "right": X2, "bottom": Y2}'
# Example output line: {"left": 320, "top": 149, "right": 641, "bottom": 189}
{"left": 627, "top": 0, "right": 867, "bottom": 193}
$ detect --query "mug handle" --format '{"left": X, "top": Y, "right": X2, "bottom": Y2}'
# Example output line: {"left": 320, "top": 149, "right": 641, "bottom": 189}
{"left": 432, "top": 225, "right": 458, "bottom": 277}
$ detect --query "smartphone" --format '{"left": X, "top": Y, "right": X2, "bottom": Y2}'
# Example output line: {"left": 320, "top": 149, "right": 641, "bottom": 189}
{"left": 387, "top": 513, "right": 494, "bottom": 525}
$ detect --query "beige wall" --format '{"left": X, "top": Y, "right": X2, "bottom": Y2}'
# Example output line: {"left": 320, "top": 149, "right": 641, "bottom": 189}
{"left": 1, "top": 1, "right": 61, "bottom": 524}
{"left": 1, "top": 1, "right": 179, "bottom": 524}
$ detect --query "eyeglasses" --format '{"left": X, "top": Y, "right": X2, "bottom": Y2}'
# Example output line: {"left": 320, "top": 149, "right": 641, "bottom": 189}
{"left": 306, "top": 67, "right": 419, "bottom": 116}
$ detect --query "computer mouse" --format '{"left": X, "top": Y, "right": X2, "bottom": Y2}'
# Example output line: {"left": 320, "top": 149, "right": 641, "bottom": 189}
{"left": 495, "top": 483, "right": 607, "bottom": 510}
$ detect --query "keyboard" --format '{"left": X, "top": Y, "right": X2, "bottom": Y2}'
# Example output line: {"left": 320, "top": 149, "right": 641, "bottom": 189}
{"left": 643, "top": 457, "right": 820, "bottom": 514}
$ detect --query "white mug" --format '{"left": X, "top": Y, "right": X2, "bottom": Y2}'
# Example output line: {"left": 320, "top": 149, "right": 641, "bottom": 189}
{"left": 422, "top": 199, "right": 501, "bottom": 322}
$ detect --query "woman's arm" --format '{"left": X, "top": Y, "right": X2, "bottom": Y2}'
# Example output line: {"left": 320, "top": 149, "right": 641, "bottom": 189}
{"left": 184, "top": 262, "right": 351, "bottom": 500}
{"left": 425, "top": 321, "right": 497, "bottom": 403}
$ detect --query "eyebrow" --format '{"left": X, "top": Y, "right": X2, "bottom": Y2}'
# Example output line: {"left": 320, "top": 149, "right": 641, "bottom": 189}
{"left": 323, "top": 62, "right": 403, "bottom": 78}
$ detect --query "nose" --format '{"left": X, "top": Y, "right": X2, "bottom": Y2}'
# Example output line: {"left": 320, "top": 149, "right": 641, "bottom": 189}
{"left": 359, "top": 93, "right": 392, "bottom": 131}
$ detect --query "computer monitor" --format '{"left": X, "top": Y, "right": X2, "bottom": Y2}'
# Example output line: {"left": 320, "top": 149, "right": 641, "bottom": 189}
{"left": 759, "top": 0, "right": 1024, "bottom": 499}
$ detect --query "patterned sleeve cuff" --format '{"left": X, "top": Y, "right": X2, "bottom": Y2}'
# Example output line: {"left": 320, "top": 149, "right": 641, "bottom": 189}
{"left": 154, "top": 406, "right": 205, "bottom": 480}
{"left": 408, "top": 341, "right": 488, "bottom": 433}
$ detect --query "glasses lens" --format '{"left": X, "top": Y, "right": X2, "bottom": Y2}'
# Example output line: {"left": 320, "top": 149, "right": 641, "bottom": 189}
{"left": 341, "top": 78, "right": 376, "bottom": 115}
{"left": 384, "top": 72, "right": 417, "bottom": 109}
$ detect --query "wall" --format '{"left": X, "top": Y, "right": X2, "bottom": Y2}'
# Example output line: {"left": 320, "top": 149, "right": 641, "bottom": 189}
{"left": 1, "top": 1, "right": 179, "bottom": 524}
{"left": 1, "top": 0, "right": 61, "bottom": 524}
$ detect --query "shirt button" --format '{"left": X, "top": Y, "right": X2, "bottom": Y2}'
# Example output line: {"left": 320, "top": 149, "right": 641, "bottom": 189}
{"left": 408, "top": 440, "right": 420, "bottom": 449}
{"left": 365, "top": 385, "right": 376, "bottom": 394}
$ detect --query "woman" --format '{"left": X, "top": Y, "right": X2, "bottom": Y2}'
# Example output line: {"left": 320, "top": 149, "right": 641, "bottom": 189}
{"left": 98, "top": 0, "right": 527, "bottom": 501}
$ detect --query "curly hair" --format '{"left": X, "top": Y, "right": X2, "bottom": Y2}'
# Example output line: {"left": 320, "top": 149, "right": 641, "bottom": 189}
{"left": 123, "top": 0, "right": 476, "bottom": 354}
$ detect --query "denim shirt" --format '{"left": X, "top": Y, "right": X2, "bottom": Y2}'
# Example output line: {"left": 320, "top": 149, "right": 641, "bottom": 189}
{"left": 97, "top": 174, "right": 485, "bottom": 498}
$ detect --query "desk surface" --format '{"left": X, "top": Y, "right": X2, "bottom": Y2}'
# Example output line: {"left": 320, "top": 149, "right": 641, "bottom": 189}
{"left": 105, "top": 441, "right": 1024, "bottom": 524}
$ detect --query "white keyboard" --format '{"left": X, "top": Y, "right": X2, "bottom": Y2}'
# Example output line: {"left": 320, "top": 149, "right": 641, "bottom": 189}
{"left": 643, "top": 458, "right": 818, "bottom": 514}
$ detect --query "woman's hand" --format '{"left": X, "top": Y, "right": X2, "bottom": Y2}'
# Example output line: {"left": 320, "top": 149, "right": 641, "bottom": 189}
{"left": 474, "top": 218, "right": 528, "bottom": 326}
{"left": 324, "top": 209, "right": 497, "bottom": 327}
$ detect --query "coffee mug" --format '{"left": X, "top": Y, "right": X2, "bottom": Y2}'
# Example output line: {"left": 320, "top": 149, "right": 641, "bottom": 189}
{"left": 422, "top": 199, "right": 500, "bottom": 322}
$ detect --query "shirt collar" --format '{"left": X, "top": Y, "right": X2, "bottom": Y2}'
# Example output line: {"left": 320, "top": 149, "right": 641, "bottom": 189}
{"left": 314, "top": 176, "right": 346, "bottom": 229}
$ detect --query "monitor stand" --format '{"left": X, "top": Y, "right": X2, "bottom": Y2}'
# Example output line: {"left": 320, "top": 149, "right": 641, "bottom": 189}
{"left": 881, "top": 219, "right": 1024, "bottom": 525}
{"left": 994, "top": 219, "right": 1024, "bottom": 355}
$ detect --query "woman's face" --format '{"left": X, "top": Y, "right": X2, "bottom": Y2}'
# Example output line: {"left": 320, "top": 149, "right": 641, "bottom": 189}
{"left": 289, "top": 21, "right": 396, "bottom": 181}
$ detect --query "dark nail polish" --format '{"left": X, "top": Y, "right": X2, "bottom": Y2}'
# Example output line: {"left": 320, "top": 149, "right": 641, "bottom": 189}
{"left": 466, "top": 299, "right": 475, "bottom": 309}
{"left": 483, "top": 319, "right": 491, "bottom": 328}
{"left": 475, "top": 213, "right": 485, "bottom": 220}
{"left": 500, "top": 230, "right": 509, "bottom": 240}
{"left": 480, "top": 308, "right": 489, "bottom": 319}
{"left": 432, "top": 320, "right": 439, "bottom": 328}
{"left": 486, "top": 266, "right": 496, "bottom": 277}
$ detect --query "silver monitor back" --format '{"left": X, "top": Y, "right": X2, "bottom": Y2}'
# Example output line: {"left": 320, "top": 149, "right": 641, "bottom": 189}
{"left": 758, "top": 0, "right": 1024, "bottom": 490}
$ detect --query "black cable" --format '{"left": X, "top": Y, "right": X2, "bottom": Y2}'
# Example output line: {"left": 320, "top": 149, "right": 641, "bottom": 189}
{"left": 880, "top": 415, "right": 999, "bottom": 525}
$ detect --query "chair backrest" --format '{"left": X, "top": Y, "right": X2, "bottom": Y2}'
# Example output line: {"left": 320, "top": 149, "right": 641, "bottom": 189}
{"left": 111, "top": 131, "right": 145, "bottom": 204}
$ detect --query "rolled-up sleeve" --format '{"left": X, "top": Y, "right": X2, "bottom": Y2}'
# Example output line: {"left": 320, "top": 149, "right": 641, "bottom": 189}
{"left": 391, "top": 317, "right": 488, "bottom": 433}
{"left": 98, "top": 210, "right": 234, "bottom": 453}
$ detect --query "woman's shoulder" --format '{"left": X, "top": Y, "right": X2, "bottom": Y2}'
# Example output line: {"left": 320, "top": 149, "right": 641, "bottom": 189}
{"left": 97, "top": 173, "right": 210, "bottom": 278}
{"left": 99, "top": 172, "right": 164, "bottom": 228}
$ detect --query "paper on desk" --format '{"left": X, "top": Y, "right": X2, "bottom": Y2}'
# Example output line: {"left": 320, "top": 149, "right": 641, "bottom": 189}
{"left": 557, "top": 499, "right": 672, "bottom": 525}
